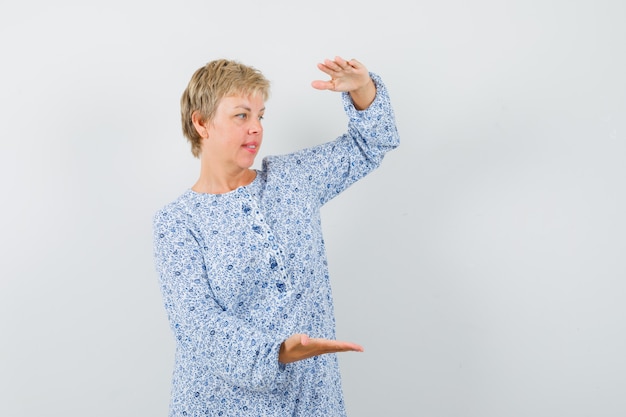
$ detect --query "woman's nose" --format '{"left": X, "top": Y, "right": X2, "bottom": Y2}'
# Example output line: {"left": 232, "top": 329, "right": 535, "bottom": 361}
{"left": 249, "top": 119, "right": 263, "bottom": 134}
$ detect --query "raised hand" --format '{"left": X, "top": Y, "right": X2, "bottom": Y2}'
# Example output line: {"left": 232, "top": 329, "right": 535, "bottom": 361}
{"left": 311, "top": 56, "right": 376, "bottom": 110}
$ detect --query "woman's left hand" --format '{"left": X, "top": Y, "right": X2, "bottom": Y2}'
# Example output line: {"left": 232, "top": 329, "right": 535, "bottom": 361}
{"left": 312, "top": 56, "right": 376, "bottom": 110}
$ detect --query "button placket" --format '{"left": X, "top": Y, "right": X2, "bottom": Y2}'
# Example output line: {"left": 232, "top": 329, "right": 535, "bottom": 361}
{"left": 241, "top": 188, "right": 292, "bottom": 295}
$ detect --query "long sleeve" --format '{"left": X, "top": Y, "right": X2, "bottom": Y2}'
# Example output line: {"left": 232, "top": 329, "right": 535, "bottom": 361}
{"left": 153, "top": 207, "right": 289, "bottom": 392}
{"left": 153, "top": 71, "right": 399, "bottom": 417}
{"left": 261, "top": 72, "right": 400, "bottom": 207}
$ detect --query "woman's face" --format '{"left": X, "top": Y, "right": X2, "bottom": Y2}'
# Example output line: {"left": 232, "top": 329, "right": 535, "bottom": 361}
{"left": 203, "top": 93, "right": 265, "bottom": 172}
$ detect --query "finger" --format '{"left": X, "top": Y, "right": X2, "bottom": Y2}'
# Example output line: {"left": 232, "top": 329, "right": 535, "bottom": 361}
{"left": 324, "top": 58, "right": 343, "bottom": 72}
{"left": 348, "top": 58, "right": 363, "bottom": 70}
{"left": 315, "top": 338, "right": 364, "bottom": 353}
{"left": 334, "top": 56, "right": 351, "bottom": 70}
{"left": 322, "top": 345, "right": 363, "bottom": 354}
{"left": 300, "top": 334, "right": 310, "bottom": 346}
{"left": 336, "top": 341, "right": 364, "bottom": 352}
{"left": 315, "top": 62, "right": 338, "bottom": 78}
{"left": 311, "top": 79, "right": 335, "bottom": 91}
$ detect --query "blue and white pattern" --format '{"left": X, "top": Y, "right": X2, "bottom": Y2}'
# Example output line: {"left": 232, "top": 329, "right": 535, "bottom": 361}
{"left": 153, "top": 73, "right": 399, "bottom": 416}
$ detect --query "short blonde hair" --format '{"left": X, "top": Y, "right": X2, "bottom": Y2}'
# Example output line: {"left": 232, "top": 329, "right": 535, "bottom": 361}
{"left": 180, "top": 59, "right": 271, "bottom": 158}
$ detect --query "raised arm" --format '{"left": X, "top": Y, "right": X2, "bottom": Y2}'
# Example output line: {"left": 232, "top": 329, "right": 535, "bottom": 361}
{"left": 263, "top": 60, "right": 399, "bottom": 207}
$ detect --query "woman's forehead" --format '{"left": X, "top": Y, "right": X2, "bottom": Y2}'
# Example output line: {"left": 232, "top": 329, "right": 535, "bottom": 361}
{"left": 219, "top": 94, "right": 266, "bottom": 110}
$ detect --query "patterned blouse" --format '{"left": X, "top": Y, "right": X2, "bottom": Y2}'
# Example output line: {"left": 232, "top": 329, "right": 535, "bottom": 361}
{"left": 153, "top": 73, "right": 399, "bottom": 416}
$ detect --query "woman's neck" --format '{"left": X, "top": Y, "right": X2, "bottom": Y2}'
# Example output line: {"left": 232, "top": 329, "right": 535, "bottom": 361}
{"left": 192, "top": 167, "right": 256, "bottom": 194}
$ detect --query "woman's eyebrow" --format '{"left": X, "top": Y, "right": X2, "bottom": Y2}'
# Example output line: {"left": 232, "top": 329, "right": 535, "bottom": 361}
{"left": 234, "top": 105, "right": 265, "bottom": 112}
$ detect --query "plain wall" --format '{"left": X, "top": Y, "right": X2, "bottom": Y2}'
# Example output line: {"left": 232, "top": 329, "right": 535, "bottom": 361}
{"left": 1, "top": 1, "right": 625, "bottom": 416}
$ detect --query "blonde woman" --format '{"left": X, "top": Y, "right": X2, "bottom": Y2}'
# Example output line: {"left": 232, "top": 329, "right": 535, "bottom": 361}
{"left": 153, "top": 56, "right": 399, "bottom": 416}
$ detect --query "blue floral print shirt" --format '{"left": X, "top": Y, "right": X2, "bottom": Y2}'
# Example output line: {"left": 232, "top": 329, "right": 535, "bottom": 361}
{"left": 153, "top": 73, "right": 399, "bottom": 417}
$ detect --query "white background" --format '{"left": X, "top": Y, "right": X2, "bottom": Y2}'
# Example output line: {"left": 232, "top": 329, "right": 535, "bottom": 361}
{"left": 1, "top": 1, "right": 625, "bottom": 416}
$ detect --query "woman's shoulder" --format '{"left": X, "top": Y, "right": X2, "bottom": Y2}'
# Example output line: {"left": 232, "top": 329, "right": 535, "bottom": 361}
{"left": 153, "top": 190, "right": 196, "bottom": 228}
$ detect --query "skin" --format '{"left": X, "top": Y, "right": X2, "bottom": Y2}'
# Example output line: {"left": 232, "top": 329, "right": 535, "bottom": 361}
{"left": 192, "top": 56, "right": 375, "bottom": 363}
{"left": 191, "top": 95, "right": 265, "bottom": 194}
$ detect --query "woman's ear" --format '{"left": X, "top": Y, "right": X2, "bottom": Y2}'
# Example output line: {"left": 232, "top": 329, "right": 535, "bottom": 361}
{"left": 191, "top": 111, "right": 208, "bottom": 139}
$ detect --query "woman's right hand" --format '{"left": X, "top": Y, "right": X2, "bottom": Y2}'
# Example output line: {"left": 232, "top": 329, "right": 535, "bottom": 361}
{"left": 278, "top": 333, "right": 364, "bottom": 364}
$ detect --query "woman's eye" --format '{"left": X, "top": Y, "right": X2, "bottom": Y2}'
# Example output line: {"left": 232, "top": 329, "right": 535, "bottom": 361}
{"left": 236, "top": 113, "right": 247, "bottom": 119}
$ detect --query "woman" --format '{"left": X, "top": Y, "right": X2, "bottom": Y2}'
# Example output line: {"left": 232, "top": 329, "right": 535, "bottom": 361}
{"left": 153, "top": 56, "right": 399, "bottom": 416}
